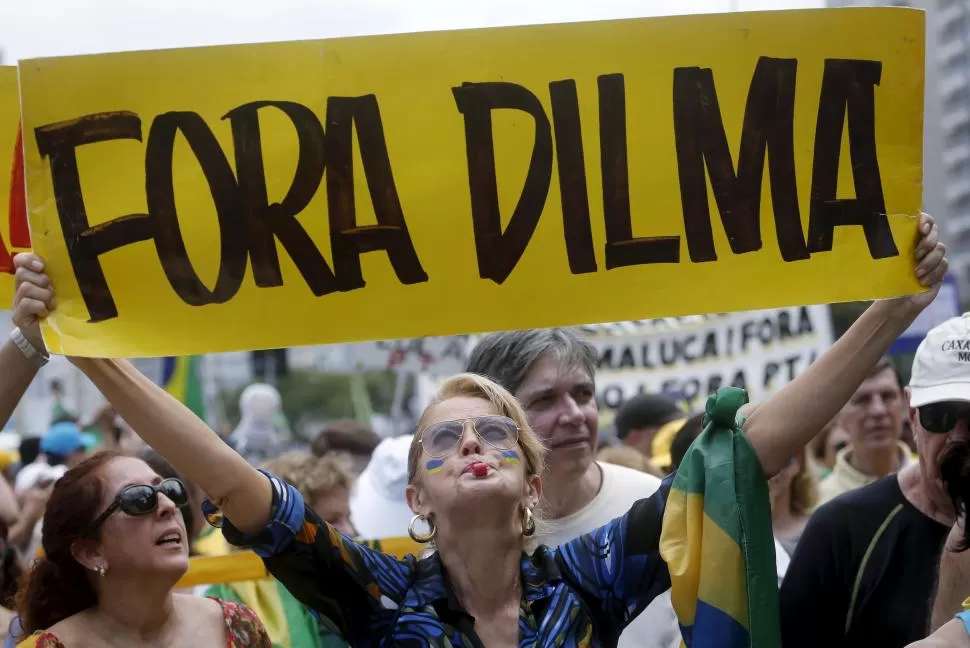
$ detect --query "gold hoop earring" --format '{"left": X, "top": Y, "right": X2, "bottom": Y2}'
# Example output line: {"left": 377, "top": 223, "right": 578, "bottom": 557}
{"left": 523, "top": 508, "right": 536, "bottom": 537}
{"left": 408, "top": 514, "right": 436, "bottom": 543}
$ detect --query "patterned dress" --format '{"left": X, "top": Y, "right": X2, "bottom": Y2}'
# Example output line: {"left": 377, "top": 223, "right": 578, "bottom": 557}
{"left": 217, "top": 470, "right": 674, "bottom": 647}
{"left": 18, "top": 598, "right": 271, "bottom": 647}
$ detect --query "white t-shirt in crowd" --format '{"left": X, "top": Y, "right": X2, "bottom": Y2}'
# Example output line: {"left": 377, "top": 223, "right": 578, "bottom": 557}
{"left": 535, "top": 461, "right": 681, "bottom": 648}
{"left": 14, "top": 460, "right": 66, "bottom": 494}
{"left": 774, "top": 537, "right": 791, "bottom": 586}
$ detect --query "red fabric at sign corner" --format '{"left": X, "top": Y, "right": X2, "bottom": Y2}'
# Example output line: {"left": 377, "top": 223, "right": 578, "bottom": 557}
{"left": 0, "top": 236, "right": 11, "bottom": 274}
{"left": 0, "top": 124, "right": 28, "bottom": 273}
{"left": 9, "top": 124, "right": 29, "bottom": 247}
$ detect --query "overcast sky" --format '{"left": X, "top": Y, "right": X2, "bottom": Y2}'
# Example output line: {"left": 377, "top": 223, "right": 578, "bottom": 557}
{"left": 0, "top": 0, "right": 824, "bottom": 62}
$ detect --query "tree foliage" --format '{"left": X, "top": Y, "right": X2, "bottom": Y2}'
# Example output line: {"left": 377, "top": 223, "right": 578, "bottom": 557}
{"left": 217, "top": 369, "right": 408, "bottom": 438}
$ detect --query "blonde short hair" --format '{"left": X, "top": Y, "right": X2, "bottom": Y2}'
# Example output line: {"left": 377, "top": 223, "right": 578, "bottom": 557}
{"left": 262, "top": 451, "right": 355, "bottom": 502}
{"left": 407, "top": 373, "right": 545, "bottom": 483}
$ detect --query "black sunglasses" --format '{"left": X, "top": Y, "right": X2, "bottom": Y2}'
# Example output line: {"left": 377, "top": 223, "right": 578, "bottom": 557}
{"left": 87, "top": 478, "right": 188, "bottom": 535}
{"left": 918, "top": 402, "right": 970, "bottom": 435}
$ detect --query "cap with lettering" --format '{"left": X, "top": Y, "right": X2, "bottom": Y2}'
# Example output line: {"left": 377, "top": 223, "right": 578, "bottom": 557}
{"left": 909, "top": 312, "right": 970, "bottom": 407}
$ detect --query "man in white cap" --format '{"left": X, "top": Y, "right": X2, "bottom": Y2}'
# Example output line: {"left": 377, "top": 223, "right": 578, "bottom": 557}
{"left": 781, "top": 313, "right": 970, "bottom": 648}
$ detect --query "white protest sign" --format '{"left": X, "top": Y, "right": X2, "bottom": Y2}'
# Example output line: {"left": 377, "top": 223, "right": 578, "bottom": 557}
{"left": 413, "top": 305, "right": 833, "bottom": 413}
{"left": 589, "top": 305, "right": 834, "bottom": 410}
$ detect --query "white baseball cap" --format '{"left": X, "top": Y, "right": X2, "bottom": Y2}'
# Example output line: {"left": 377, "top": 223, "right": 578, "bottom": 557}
{"left": 909, "top": 313, "right": 970, "bottom": 407}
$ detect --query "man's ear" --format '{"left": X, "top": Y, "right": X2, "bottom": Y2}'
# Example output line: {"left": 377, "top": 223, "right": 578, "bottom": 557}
{"left": 70, "top": 538, "right": 104, "bottom": 573}
{"left": 621, "top": 429, "right": 639, "bottom": 447}
{"left": 904, "top": 387, "right": 920, "bottom": 428}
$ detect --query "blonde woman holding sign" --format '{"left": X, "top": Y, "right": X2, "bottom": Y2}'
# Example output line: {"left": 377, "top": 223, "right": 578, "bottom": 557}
{"left": 7, "top": 212, "right": 949, "bottom": 647}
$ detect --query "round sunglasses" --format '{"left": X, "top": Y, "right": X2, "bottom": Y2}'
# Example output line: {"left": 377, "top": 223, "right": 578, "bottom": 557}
{"left": 918, "top": 402, "right": 970, "bottom": 435}
{"left": 87, "top": 478, "right": 188, "bottom": 535}
{"left": 419, "top": 415, "right": 520, "bottom": 458}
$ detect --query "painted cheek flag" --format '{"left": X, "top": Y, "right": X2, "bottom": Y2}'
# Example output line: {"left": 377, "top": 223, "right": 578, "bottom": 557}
{"left": 161, "top": 356, "right": 207, "bottom": 421}
{"left": 659, "top": 387, "right": 781, "bottom": 648}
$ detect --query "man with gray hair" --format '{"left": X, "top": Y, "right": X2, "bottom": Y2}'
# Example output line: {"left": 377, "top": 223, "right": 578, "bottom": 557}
{"left": 466, "top": 328, "right": 680, "bottom": 648}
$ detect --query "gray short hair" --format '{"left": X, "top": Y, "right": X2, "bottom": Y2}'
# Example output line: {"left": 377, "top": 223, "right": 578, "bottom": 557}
{"left": 465, "top": 329, "right": 598, "bottom": 395}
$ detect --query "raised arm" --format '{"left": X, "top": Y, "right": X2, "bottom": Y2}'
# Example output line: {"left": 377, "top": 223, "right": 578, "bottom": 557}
{"left": 10, "top": 253, "right": 272, "bottom": 535}
{"left": 71, "top": 357, "right": 273, "bottom": 534}
{"left": 743, "top": 212, "right": 948, "bottom": 476}
{"left": 1, "top": 257, "right": 50, "bottom": 427}
{"left": 0, "top": 339, "right": 40, "bottom": 428}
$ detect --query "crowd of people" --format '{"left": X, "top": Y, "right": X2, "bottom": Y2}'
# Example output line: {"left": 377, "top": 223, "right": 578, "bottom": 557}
{"left": 0, "top": 211, "right": 963, "bottom": 647}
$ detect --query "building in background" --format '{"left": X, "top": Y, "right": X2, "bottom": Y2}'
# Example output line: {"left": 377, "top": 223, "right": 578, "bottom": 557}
{"left": 938, "top": 0, "right": 970, "bottom": 301}
{"left": 828, "top": 0, "right": 968, "bottom": 304}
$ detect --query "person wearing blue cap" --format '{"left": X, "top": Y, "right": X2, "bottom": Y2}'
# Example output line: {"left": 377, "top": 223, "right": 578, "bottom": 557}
{"left": 39, "top": 421, "right": 95, "bottom": 468}
{"left": 14, "top": 422, "right": 96, "bottom": 495}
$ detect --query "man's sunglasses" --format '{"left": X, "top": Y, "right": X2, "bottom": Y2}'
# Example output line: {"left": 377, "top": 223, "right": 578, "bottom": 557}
{"left": 87, "top": 478, "right": 188, "bottom": 535}
{"left": 419, "top": 415, "right": 520, "bottom": 458}
{"left": 918, "top": 402, "right": 970, "bottom": 435}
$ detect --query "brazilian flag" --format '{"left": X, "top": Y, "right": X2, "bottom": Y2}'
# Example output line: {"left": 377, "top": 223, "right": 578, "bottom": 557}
{"left": 161, "top": 356, "right": 206, "bottom": 421}
{"left": 659, "top": 387, "right": 780, "bottom": 648}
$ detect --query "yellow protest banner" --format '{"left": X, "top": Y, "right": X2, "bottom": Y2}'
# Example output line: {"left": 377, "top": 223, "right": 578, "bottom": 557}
{"left": 19, "top": 8, "right": 925, "bottom": 357}
{"left": 176, "top": 536, "right": 421, "bottom": 588}
{"left": 0, "top": 66, "right": 26, "bottom": 309}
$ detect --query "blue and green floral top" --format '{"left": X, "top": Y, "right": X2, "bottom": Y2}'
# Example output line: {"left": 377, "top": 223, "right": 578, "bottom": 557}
{"left": 216, "top": 471, "right": 673, "bottom": 647}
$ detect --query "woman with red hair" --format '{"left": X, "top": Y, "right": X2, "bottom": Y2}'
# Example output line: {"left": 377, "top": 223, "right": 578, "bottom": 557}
{"left": 14, "top": 451, "right": 270, "bottom": 647}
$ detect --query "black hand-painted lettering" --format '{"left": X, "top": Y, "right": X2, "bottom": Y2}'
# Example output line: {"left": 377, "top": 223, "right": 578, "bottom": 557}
{"left": 145, "top": 112, "right": 247, "bottom": 306}
{"left": 708, "top": 374, "right": 724, "bottom": 394}
{"left": 34, "top": 112, "right": 153, "bottom": 322}
{"left": 797, "top": 305, "right": 814, "bottom": 334}
{"left": 731, "top": 369, "right": 748, "bottom": 391}
{"left": 600, "top": 74, "right": 680, "bottom": 268}
{"left": 618, "top": 346, "right": 635, "bottom": 369}
{"left": 549, "top": 80, "right": 597, "bottom": 274}
{"left": 763, "top": 361, "right": 780, "bottom": 389}
{"left": 596, "top": 347, "right": 614, "bottom": 370}
{"left": 807, "top": 59, "right": 897, "bottom": 259}
{"left": 673, "top": 58, "right": 809, "bottom": 263}
{"left": 326, "top": 95, "right": 428, "bottom": 291}
{"left": 701, "top": 331, "right": 718, "bottom": 360}
{"left": 453, "top": 82, "right": 552, "bottom": 284}
{"left": 224, "top": 101, "right": 339, "bottom": 295}
{"left": 777, "top": 310, "right": 793, "bottom": 340}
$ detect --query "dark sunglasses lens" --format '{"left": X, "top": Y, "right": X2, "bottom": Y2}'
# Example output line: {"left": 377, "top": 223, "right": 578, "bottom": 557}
{"left": 424, "top": 422, "right": 463, "bottom": 456}
{"left": 119, "top": 485, "right": 157, "bottom": 516}
{"left": 477, "top": 417, "right": 517, "bottom": 449}
{"left": 159, "top": 479, "right": 188, "bottom": 508}
{"left": 920, "top": 404, "right": 959, "bottom": 434}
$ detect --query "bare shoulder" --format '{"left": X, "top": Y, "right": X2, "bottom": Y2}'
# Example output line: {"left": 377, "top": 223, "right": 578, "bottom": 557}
{"left": 42, "top": 611, "right": 93, "bottom": 644}
{"left": 907, "top": 619, "right": 970, "bottom": 648}
{"left": 174, "top": 593, "right": 270, "bottom": 646}
{"left": 174, "top": 592, "right": 225, "bottom": 623}
{"left": 171, "top": 594, "right": 232, "bottom": 646}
